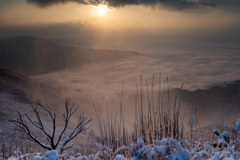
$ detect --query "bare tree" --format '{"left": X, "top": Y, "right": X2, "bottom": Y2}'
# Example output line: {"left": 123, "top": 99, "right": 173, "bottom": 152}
{"left": 8, "top": 98, "right": 91, "bottom": 150}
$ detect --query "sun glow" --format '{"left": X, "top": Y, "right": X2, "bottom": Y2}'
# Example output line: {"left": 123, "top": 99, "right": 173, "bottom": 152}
{"left": 93, "top": 5, "right": 108, "bottom": 16}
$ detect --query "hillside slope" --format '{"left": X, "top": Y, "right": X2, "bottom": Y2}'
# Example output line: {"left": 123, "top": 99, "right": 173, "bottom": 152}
{"left": 175, "top": 81, "right": 240, "bottom": 125}
{"left": 0, "top": 67, "right": 59, "bottom": 132}
{"left": 0, "top": 36, "right": 140, "bottom": 75}
{"left": 0, "top": 68, "right": 92, "bottom": 154}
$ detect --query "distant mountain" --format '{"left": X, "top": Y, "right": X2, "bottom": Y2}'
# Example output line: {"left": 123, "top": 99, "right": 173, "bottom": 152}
{"left": 175, "top": 80, "right": 240, "bottom": 125}
{"left": 0, "top": 36, "right": 140, "bottom": 75}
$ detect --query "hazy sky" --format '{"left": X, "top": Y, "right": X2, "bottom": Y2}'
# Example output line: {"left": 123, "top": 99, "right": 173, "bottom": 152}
{"left": 0, "top": 0, "right": 240, "bottom": 51}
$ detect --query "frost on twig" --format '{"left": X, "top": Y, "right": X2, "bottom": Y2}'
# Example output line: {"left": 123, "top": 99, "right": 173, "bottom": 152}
{"left": 8, "top": 98, "right": 91, "bottom": 151}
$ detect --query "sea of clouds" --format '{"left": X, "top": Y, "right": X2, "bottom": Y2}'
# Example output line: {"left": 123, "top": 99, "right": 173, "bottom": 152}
{"left": 30, "top": 46, "right": 240, "bottom": 126}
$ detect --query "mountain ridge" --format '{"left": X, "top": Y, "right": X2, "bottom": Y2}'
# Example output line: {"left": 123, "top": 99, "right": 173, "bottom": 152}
{"left": 0, "top": 36, "right": 140, "bottom": 75}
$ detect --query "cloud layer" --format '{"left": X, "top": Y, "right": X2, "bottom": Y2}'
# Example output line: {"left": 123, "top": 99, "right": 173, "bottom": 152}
{"left": 1, "top": 20, "right": 240, "bottom": 52}
{"left": 30, "top": 46, "right": 240, "bottom": 126}
{"left": 26, "top": 0, "right": 217, "bottom": 10}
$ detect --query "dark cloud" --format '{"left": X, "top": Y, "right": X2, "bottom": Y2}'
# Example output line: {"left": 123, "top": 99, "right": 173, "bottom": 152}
{"left": 26, "top": 0, "right": 217, "bottom": 10}
{"left": 210, "top": 0, "right": 240, "bottom": 7}
{"left": 26, "top": 0, "right": 87, "bottom": 8}
{"left": 197, "top": 1, "right": 217, "bottom": 7}
{"left": 106, "top": 0, "right": 217, "bottom": 10}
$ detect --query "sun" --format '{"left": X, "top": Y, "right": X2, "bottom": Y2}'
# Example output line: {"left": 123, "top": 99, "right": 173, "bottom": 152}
{"left": 95, "top": 5, "right": 108, "bottom": 16}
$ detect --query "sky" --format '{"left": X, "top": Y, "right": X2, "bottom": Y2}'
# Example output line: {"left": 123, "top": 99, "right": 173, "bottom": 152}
{"left": 0, "top": 0, "right": 240, "bottom": 51}
{"left": 1, "top": 0, "right": 240, "bottom": 92}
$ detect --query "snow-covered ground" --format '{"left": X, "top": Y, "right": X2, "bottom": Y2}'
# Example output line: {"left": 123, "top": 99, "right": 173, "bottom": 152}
{"left": 4, "top": 120, "right": 240, "bottom": 160}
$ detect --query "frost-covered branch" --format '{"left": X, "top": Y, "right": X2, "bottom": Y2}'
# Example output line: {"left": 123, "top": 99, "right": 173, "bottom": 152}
{"left": 8, "top": 98, "right": 91, "bottom": 151}
{"left": 61, "top": 116, "right": 92, "bottom": 147}
{"left": 8, "top": 111, "right": 52, "bottom": 150}
{"left": 55, "top": 98, "right": 82, "bottom": 148}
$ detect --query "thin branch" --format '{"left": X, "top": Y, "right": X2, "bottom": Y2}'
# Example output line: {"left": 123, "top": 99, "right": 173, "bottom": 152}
{"left": 8, "top": 98, "right": 91, "bottom": 151}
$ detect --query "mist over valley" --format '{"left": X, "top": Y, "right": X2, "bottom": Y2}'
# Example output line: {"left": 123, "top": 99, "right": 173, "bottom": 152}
{"left": 1, "top": 36, "right": 240, "bottom": 129}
